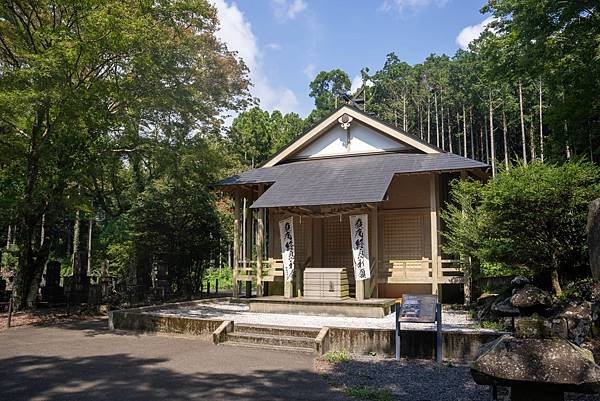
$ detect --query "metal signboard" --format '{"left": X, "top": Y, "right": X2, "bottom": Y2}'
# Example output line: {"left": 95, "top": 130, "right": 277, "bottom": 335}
{"left": 398, "top": 294, "right": 438, "bottom": 323}
{"left": 395, "top": 294, "right": 443, "bottom": 364}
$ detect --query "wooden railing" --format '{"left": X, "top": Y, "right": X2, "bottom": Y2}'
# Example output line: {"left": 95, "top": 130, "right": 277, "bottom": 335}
{"left": 378, "top": 257, "right": 466, "bottom": 284}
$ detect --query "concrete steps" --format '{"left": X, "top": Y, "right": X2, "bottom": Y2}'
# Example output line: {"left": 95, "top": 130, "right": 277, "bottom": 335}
{"left": 223, "top": 324, "right": 320, "bottom": 354}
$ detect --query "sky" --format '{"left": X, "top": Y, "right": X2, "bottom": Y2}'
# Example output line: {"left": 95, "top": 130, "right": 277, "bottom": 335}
{"left": 212, "top": 0, "right": 493, "bottom": 118}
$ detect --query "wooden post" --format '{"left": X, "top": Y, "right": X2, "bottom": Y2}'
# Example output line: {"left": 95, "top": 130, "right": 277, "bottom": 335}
{"left": 430, "top": 173, "right": 440, "bottom": 295}
{"left": 256, "top": 185, "right": 264, "bottom": 297}
{"left": 370, "top": 206, "right": 379, "bottom": 299}
{"left": 232, "top": 191, "right": 240, "bottom": 298}
{"left": 243, "top": 193, "right": 252, "bottom": 298}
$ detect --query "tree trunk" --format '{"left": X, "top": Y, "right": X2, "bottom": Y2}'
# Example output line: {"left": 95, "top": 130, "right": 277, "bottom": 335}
{"left": 434, "top": 92, "right": 439, "bottom": 147}
{"left": 463, "top": 105, "right": 468, "bottom": 158}
{"left": 539, "top": 78, "right": 544, "bottom": 162}
{"left": 470, "top": 107, "right": 475, "bottom": 159}
{"left": 440, "top": 91, "right": 445, "bottom": 150}
{"left": 489, "top": 92, "right": 496, "bottom": 177}
{"left": 530, "top": 120, "right": 536, "bottom": 161}
{"left": 14, "top": 108, "right": 50, "bottom": 309}
{"left": 502, "top": 109, "right": 509, "bottom": 169}
{"left": 550, "top": 266, "right": 562, "bottom": 296}
{"left": 456, "top": 111, "right": 461, "bottom": 156}
{"left": 87, "top": 216, "right": 93, "bottom": 276}
{"left": 518, "top": 80, "right": 527, "bottom": 164}
{"left": 484, "top": 114, "right": 489, "bottom": 164}
{"left": 6, "top": 225, "right": 11, "bottom": 249}
{"left": 427, "top": 97, "right": 431, "bottom": 143}
{"left": 419, "top": 103, "right": 423, "bottom": 139}
{"left": 403, "top": 94, "right": 407, "bottom": 131}
{"left": 72, "top": 209, "right": 81, "bottom": 275}
{"left": 448, "top": 109, "right": 453, "bottom": 153}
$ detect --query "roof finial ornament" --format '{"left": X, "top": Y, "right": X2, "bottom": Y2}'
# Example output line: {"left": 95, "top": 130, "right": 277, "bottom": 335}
{"left": 338, "top": 113, "right": 353, "bottom": 130}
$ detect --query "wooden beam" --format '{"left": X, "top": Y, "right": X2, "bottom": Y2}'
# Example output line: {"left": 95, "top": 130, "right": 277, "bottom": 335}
{"left": 256, "top": 184, "right": 265, "bottom": 297}
{"left": 430, "top": 173, "right": 440, "bottom": 295}
{"left": 233, "top": 191, "right": 240, "bottom": 298}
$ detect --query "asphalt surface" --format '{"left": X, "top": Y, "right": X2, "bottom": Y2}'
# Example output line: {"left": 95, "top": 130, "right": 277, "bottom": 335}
{"left": 0, "top": 318, "right": 349, "bottom": 401}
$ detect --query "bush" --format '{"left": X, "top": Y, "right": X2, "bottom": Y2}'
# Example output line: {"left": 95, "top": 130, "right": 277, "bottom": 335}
{"left": 345, "top": 386, "right": 394, "bottom": 401}
{"left": 322, "top": 350, "right": 350, "bottom": 364}
{"left": 443, "top": 161, "right": 600, "bottom": 295}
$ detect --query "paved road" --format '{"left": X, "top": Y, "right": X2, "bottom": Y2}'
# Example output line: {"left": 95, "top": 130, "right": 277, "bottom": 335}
{"left": 0, "top": 319, "right": 348, "bottom": 401}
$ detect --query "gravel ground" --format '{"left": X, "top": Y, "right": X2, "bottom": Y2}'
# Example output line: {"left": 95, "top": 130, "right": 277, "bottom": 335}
{"left": 149, "top": 299, "right": 494, "bottom": 332}
{"left": 315, "top": 355, "right": 599, "bottom": 401}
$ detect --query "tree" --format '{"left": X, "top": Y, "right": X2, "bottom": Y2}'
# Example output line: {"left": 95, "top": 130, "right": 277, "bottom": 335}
{"left": 0, "top": 0, "right": 249, "bottom": 308}
{"left": 443, "top": 161, "right": 600, "bottom": 295}
{"left": 305, "top": 69, "right": 351, "bottom": 125}
{"left": 228, "top": 107, "right": 304, "bottom": 166}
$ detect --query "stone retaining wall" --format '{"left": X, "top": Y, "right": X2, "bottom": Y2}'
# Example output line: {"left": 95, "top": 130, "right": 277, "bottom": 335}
{"left": 324, "top": 327, "right": 503, "bottom": 362}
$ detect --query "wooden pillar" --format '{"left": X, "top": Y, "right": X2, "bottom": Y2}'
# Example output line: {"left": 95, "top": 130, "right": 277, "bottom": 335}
{"left": 244, "top": 191, "right": 252, "bottom": 298}
{"left": 370, "top": 206, "right": 379, "bottom": 299}
{"left": 256, "top": 185, "right": 264, "bottom": 297}
{"left": 430, "top": 173, "right": 440, "bottom": 296}
{"left": 233, "top": 191, "right": 240, "bottom": 298}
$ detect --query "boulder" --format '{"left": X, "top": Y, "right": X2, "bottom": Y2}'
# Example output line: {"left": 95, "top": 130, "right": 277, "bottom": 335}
{"left": 587, "top": 198, "right": 600, "bottom": 280}
{"left": 557, "top": 302, "right": 593, "bottom": 345}
{"left": 476, "top": 293, "right": 499, "bottom": 321}
{"left": 471, "top": 335, "right": 600, "bottom": 399}
{"left": 511, "top": 284, "right": 551, "bottom": 310}
{"left": 511, "top": 276, "right": 530, "bottom": 288}
{"left": 492, "top": 297, "right": 520, "bottom": 317}
{"left": 515, "top": 316, "right": 554, "bottom": 339}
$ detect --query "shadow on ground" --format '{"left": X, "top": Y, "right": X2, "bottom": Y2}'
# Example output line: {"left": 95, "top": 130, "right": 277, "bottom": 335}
{"left": 0, "top": 353, "right": 348, "bottom": 401}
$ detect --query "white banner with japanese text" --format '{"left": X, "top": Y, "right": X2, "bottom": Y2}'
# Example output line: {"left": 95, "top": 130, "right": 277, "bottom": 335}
{"left": 349, "top": 214, "right": 370, "bottom": 281}
{"left": 279, "top": 217, "right": 295, "bottom": 282}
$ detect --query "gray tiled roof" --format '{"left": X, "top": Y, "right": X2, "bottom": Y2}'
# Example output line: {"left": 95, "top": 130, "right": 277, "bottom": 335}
{"left": 215, "top": 152, "right": 488, "bottom": 208}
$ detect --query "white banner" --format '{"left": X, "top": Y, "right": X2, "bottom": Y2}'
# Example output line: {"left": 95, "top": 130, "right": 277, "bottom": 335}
{"left": 279, "top": 217, "right": 295, "bottom": 282}
{"left": 349, "top": 214, "right": 370, "bottom": 281}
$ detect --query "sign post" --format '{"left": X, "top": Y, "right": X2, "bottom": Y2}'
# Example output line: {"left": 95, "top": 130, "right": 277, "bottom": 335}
{"left": 395, "top": 294, "right": 443, "bottom": 365}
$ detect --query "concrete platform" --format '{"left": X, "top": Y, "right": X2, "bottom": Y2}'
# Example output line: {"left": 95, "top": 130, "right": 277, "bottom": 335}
{"left": 245, "top": 296, "right": 395, "bottom": 318}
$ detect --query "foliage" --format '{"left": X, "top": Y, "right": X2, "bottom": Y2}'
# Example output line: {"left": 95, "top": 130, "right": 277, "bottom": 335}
{"left": 345, "top": 386, "right": 394, "bottom": 401}
{"left": 0, "top": 0, "right": 249, "bottom": 307}
{"left": 204, "top": 268, "right": 233, "bottom": 290}
{"left": 322, "top": 350, "right": 350, "bottom": 364}
{"left": 228, "top": 107, "right": 304, "bottom": 166}
{"left": 129, "top": 176, "right": 224, "bottom": 294}
{"left": 443, "top": 161, "right": 600, "bottom": 294}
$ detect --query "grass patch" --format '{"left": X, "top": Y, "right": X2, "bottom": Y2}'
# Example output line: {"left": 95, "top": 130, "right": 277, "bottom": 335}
{"left": 346, "top": 386, "right": 394, "bottom": 401}
{"left": 322, "top": 350, "right": 350, "bottom": 364}
{"left": 480, "top": 320, "right": 505, "bottom": 331}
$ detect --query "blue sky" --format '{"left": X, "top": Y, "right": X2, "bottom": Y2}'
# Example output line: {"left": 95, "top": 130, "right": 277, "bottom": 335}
{"left": 213, "top": 0, "right": 492, "bottom": 117}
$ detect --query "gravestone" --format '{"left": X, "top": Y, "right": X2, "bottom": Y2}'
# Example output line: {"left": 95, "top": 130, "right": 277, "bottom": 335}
{"left": 41, "top": 260, "right": 64, "bottom": 303}
{"left": 587, "top": 198, "right": 600, "bottom": 280}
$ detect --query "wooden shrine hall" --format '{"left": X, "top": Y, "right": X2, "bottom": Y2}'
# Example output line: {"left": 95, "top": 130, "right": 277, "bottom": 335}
{"left": 216, "top": 105, "right": 488, "bottom": 316}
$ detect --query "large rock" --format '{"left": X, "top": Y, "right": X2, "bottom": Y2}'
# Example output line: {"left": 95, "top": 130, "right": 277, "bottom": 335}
{"left": 557, "top": 302, "right": 593, "bottom": 345}
{"left": 471, "top": 335, "right": 600, "bottom": 397}
{"left": 511, "top": 284, "right": 551, "bottom": 310}
{"left": 511, "top": 276, "right": 530, "bottom": 288}
{"left": 492, "top": 297, "right": 520, "bottom": 317}
{"left": 588, "top": 198, "right": 600, "bottom": 280}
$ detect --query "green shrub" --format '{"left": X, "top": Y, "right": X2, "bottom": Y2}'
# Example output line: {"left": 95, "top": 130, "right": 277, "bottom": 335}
{"left": 345, "top": 386, "right": 394, "bottom": 401}
{"left": 322, "top": 350, "right": 350, "bottom": 364}
{"left": 443, "top": 161, "right": 600, "bottom": 296}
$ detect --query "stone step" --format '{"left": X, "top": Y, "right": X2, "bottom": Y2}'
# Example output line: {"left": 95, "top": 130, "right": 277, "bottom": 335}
{"left": 234, "top": 323, "right": 321, "bottom": 338}
{"left": 222, "top": 341, "right": 316, "bottom": 355}
{"left": 226, "top": 331, "right": 317, "bottom": 350}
